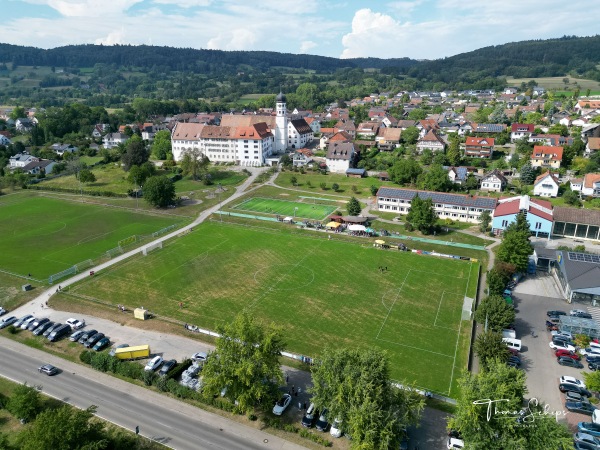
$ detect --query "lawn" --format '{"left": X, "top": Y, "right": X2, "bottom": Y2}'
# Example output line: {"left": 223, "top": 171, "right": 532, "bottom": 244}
{"left": 231, "top": 197, "right": 338, "bottom": 220}
{"left": 68, "top": 221, "right": 478, "bottom": 396}
{"left": 275, "top": 171, "right": 395, "bottom": 197}
{"left": 0, "top": 194, "right": 183, "bottom": 280}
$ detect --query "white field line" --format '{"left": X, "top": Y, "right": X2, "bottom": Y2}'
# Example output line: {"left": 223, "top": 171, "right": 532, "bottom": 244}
{"left": 375, "top": 270, "right": 411, "bottom": 340}
{"left": 376, "top": 337, "right": 454, "bottom": 358}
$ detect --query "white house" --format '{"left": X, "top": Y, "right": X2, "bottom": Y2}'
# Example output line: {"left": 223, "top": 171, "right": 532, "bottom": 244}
{"left": 326, "top": 141, "right": 355, "bottom": 173}
{"left": 510, "top": 123, "right": 535, "bottom": 142}
{"left": 571, "top": 173, "right": 600, "bottom": 198}
{"left": 533, "top": 172, "right": 560, "bottom": 198}
{"left": 8, "top": 152, "right": 38, "bottom": 168}
{"left": 292, "top": 149, "right": 313, "bottom": 167}
{"left": 416, "top": 130, "right": 446, "bottom": 153}
{"left": 0, "top": 134, "right": 11, "bottom": 145}
{"left": 15, "top": 118, "right": 35, "bottom": 132}
{"left": 103, "top": 133, "right": 129, "bottom": 149}
{"left": 480, "top": 170, "right": 507, "bottom": 192}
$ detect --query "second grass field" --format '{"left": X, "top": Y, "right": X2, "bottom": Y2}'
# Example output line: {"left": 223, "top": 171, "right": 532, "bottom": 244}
{"left": 69, "top": 221, "right": 478, "bottom": 396}
{"left": 231, "top": 197, "right": 338, "bottom": 220}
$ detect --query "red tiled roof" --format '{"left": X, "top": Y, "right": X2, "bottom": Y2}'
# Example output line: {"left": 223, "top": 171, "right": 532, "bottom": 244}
{"left": 511, "top": 123, "right": 534, "bottom": 132}
{"left": 531, "top": 145, "right": 563, "bottom": 161}
{"left": 494, "top": 196, "right": 553, "bottom": 222}
{"left": 465, "top": 137, "right": 495, "bottom": 146}
{"left": 534, "top": 172, "right": 559, "bottom": 185}
{"left": 584, "top": 173, "right": 600, "bottom": 189}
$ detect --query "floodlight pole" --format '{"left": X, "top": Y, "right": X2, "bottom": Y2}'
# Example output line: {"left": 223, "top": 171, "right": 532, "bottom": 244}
{"left": 218, "top": 183, "right": 222, "bottom": 222}
{"left": 294, "top": 206, "right": 298, "bottom": 218}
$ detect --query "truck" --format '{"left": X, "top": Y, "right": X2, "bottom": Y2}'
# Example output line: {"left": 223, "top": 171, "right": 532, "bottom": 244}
{"left": 114, "top": 344, "right": 151, "bottom": 360}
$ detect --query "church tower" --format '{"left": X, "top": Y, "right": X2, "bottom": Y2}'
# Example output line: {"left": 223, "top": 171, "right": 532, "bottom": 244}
{"left": 275, "top": 91, "right": 288, "bottom": 153}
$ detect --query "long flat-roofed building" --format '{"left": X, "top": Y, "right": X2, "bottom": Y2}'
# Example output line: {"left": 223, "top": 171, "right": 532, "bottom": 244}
{"left": 376, "top": 187, "right": 497, "bottom": 223}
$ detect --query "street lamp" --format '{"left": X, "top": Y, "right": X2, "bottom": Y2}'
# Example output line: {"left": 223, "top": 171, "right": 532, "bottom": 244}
{"left": 218, "top": 183, "right": 222, "bottom": 222}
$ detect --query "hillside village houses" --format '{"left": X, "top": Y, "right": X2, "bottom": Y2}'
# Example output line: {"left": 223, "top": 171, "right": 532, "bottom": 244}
{"left": 571, "top": 173, "right": 600, "bottom": 198}
{"left": 533, "top": 172, "right": 560, "bottom": 198}
{"left": 530, "top": 145, "right": 563, "bottom": 169}
{"left": 480, "top": 170, "right": 507, "bottom": 192}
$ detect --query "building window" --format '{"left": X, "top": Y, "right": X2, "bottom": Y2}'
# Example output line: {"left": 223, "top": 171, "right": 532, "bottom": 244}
{"left": 502, "top": 220, "right": 508, "bottom": 227}
{"left": 535, "top": 222, "right": 542, "bottom": 230}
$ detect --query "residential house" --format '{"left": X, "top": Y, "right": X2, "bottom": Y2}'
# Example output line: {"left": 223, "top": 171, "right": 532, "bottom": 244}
{"left": 396, "top": 120, "right": 417, "bottom": 130}
{"left": 326, "top": 141, "right": 355, "bottom": 173}
{"left": 8, "top": 152, "right": 38, "bottom": 168}
{"left": 288, "top": 119, "right": 313, "bottom": 149}
{"left": 533, "top": 86, "right": 546, "bottom": 96}
{"left": 292, "top": 149, "right": 313, "bottom": 167}
{"left": 51, "top": 143, "right": 78, "bottom": 156}
{"left": 491, "top": 195, "right": 553, "bottom": 238}
{"left": 511, "top": 123, "right": 535, "bottom": 142}
{"left": 533, "top": 172, "right": 560, "bottom": 197}
{"left": 575, "top": 99, "right": 600, "bottom": 112}
{"left": 586, "top": 137, "right": 600, "bottom": 156}
{"left": 376, "top": 187, "right": 497, "bottom": 224}
{"left": 446, "top": 166, "right": 473, "bottom": 185}
{"left": 304, "top": 117, "right": 321, "bottom": 134}
{"left": 582, "top": 123, "right": 600, "bottom": 141}
{"left": 416, "top": 130, "right": 446, "bottom": 153}
{"left": 376, "top": 127, "right": 402, "bottom": 151}
{"left": 346, "top": 168, "right": 366, "bottom": 178}
{"left": 21, "top": 159, "right": 56, "bottom": 175}
{"left": 530, "top": 145, "right": 563, "bottom": 169}
{"left": 15, "top": 118, "right": 34, "bottom": 132}
{"left": 464, "top": 136, "right": 495, "bottom": 158}
{"left": 356, "top": 121, "right": 380, "bottom": 138}
{"left": 92, "top": 123, "right": 109, "bottom": 138}
{"left": 334, "top": 120, "right": 356, "bottom": 138}
{"left": 480, "top": 170, "right": 507, "bottom": 192}
{"left": 381, "top": 114, "right": 399, "bottom": 128}
{"left": 0, "top": 134, "right": 11, "bottom": 146}
{"left": 571, "top": 173, "right": 600, "bottom": 198}
{"left": 103, "top": 133, "right": 129, "bottom": 149}
{"left": 570, "top": 178, "right": 583, "bottom": 193}
{"left": 140, "top": 123, "right": 156, "bottom": 141}
{"left": 472, "top": 123, "right": 507, "bottom": 134}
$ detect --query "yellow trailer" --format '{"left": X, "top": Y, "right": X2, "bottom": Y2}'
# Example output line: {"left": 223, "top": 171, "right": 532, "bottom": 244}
{"left": 114, "top": 344, "right": 150, "bottom": 360}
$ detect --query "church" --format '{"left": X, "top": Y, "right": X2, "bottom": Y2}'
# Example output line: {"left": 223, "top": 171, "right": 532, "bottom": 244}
{"left": 171, "top": 92, "right": 313, "bottom": 166}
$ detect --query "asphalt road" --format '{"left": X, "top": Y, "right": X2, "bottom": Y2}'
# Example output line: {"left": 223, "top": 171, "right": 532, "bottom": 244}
{"left": 0, "top": 337, "right": 306, "bottom": 450}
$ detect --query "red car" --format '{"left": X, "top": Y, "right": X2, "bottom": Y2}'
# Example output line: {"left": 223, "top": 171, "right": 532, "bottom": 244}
{"left": 555, "top": 349, "right": 580, "bottom": 360}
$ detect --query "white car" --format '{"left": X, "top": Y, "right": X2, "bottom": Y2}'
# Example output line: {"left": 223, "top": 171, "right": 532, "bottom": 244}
{"left": 549, "top": 341, "right": 576, "bottom": 352}
{"left": 551, "top": 330, "right": 573, "bottom": 339}
{"left": 272, "top": 393, "right": 292, "bottom": 416}
{"left": 192, "top": 352, "right": 208, "bottom": 363}
{"left": 20, "top": 316, "right": 36, "bottom": 329}
{"left": 560, "top": 375, "right": 586, "bottom": 389}
{"left": 0, "top": 307, "right": 7, "bottom": 316}
{"left": 579, "top": 347, "right": 600, "bottom": 356}
{"left": 447, "top": 437, "right": 465, "bottom": 449}
{"left": 330, "top": 418, "right": 343, "bottom": 438}
{"left": 144, "top": 356, "right": 163, "bottom": 372}
{"left": 570, "top": 309, "right": 587, "bottom": 316}
{"left": 66, "top": 318, "right": 85, "bottom": 330}
{"left": 13, "top": 314, "right": 33, "bottom": 328}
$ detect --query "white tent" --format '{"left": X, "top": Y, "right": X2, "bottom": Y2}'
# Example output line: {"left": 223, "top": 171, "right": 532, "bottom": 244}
{"left": 348, "top": 224, "right": 366, "bottom": 232}
{"left": 283, "top": 217, "right": 293, "bottom": 223}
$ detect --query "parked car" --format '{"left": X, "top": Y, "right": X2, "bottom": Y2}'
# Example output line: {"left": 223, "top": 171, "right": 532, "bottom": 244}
{"left": 330, "top": 418, "right": 343, "bottom": 438}
{"left": 549, "top": 341, "right": 576, "bottom": 352}
{"left": 93, "top": 337, "right": 111, "bottom": 351}
{"left": 555, "top": 349, "right": 580, "bottom": 360}
{"left": 109, "top": 344, "right": 129, "bottom": 357}
{"left": 552, "top": 335, "right": 575, "bottom": 346}
{"left": 571, "top": 310, "right": 593, "bottom": 319}
{"left": 28, "top": 317, "right": 49, "bottom": 331}
{"left": 66, "top": 318, "right": 85, "bottom": 330}
{"left": 558, "top": 356, "right": 584, "bottom": 368}
{"left": 272, "top": 394, "right": 292, "bottom": 416}
{"left": 48, "top": 324, "right": 71, "bottom": 342}
{"left": 19, "top": 316, "right": 36, "bottom": 330}
{"left": 0, "top": 307, "right": 7, "bottom": 316}
{"left": 551, "top": 330, "right": 573, "bottom": 338}
{"left": 191, "top": 352, "right": 208, "bottom": 364}
{"left": 561, "top": 375, "right": 586, "bottom": 388}
{"left": 581, "top": 347, "right": 600, "bottom": 357}
{"left": 587, "top": 354, "right": 600, "bottom": 363}
{"left": 43, "top": 322, "right": 62, "bottom": 337}
{"left": 33, "top": 321, "right": 54, "bottom": 336}
{"left": 316, "top": 408, "right": 329, "bottom": 431}
{"left": 578, "top": 422, "right": 600, "bottom": 438}
{"left": 559, "top": 383, "right": 591, "bottom": 397}
{"left": 144, "top": 356, "right": 163, "bottom": 372}
{"left": 566, "top": 402, "right": 597, "bottom": 416}
{"left": 13, "top": 314, "right": 33, "bottom": 329}
{"left": 508, "top": 355, "right": 521, "bottom": 366}
{"left": 574, "top": 441, "right": 598, "bottom": 450}
{"left": 301, "top": 403, "right": 317, "bottom": 428}
{"left": 84, "top": 332, "right": 105, "bottom": 348}
{"left": 590, "top": 361, "right": 600, "bottom": 371}
{"left": 78, "top": 329, "right": 97, "bottom": 344}
{"left": 69, "top": 329, "right": 85, "bottom": 342}
{"left": 38, "top": 364, "right": 58, "bottom": 376}
{"left": 566, "top": 391, "right": 590, "bottom": 403}
{"left": 0, "top": 316, "right": 17, "bottom": 329}
{"left": 447, "top": 437, "right": 465, "bottom": 449}
{"left": 159, "top": 359, "right": 177, "bottom": 377}
{"left": 575, "top": 431, "right": 600, "bottom": 447}
{"left": 547, "top": 310, "right": 567, "bottom": 317}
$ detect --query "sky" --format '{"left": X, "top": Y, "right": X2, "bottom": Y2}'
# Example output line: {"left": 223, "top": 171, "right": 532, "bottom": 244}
{"left": 0, "top": 0, "right": 598, "bottom": 60}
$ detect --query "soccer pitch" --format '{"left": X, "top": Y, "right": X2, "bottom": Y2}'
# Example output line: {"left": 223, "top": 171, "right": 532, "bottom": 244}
{"left": 0, "top": 195, "right": 181, "bottom": 280}
{"left": 70, "top": 221, "right": 478, "bottom": 396}
{"left": 231, "top": 197, "right": 338, "bottom": 220}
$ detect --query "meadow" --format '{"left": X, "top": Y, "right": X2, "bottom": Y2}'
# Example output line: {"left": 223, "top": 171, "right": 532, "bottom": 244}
{"left": 0, "top": 194, "right": 182, "bottom": 280}
{"left": 68, "top": 220, "right": 478, "bottom": 396}
{"left": 231, "top": 197, "right": 338, "bottom": 220}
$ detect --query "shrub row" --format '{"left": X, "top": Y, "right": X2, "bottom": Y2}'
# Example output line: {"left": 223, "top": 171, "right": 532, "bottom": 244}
{"left": 261, "top": 417, "right": 332, "bottom": 447}
{"left": 26, "top": 185, "right": 127, "bottom": 198}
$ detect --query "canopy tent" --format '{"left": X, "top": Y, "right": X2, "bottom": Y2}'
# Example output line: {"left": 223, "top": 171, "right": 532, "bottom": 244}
{"left": 348, "top": 224, "right": 367, "bottom": 232}
{"left": 375, "top": 239, "right": 386, "bottom": 245}
{"left": 283, "top": 217, "right": 294, "bottom": 223}
{"left": 326, "top": 221, "right": 341, "bottom": 229}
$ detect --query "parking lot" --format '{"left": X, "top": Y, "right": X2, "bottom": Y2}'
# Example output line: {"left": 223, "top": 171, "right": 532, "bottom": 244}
{"left": 512, "top": 273, "right": 593, "bottom": 428}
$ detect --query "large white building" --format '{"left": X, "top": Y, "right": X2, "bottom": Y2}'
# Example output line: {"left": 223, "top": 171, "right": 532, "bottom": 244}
{"left": 171, "top": 93, "right": 312, "bottom": 166}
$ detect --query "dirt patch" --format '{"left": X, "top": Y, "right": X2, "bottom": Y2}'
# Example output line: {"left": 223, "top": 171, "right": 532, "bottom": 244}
{"left": 279, "top": 193, "right": 290, "bottom": 196}
{"left": 180, "top": 199, "right": 203, "bottom": 206}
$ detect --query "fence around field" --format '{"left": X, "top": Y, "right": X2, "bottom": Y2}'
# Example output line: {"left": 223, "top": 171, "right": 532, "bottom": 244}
{"left": 386, "top": 233, "right": 486, "bottom": 251}
{"left": 0, "top": 268, "right": 44, "bottom": 284}
{"left": 216, "top": 211, "right": 279, "bottom": 222}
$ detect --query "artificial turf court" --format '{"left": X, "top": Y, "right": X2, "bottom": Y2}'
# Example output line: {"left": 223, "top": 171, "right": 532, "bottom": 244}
{"left": 0, "top": 195, "right": 180, "bottom": 279}
{"left": 70, "top": 221, "right": 478, "bottom": 396}
{"left": 231, "top": 197, "right": 338, "bottom": 220}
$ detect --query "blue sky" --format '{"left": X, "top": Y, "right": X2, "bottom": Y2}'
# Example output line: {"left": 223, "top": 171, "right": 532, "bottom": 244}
{"left": 0, "top": 0, "right": 597, "bottom": 60}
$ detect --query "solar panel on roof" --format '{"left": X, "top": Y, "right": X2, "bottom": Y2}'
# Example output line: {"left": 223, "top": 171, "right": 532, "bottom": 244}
{"left": 568, "top": 252, "right": 600, "bottom": 264}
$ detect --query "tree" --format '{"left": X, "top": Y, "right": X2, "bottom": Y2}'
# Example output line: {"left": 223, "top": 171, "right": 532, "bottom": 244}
{"left": 479, "top": 210, "right": 491, "bottom": 233}
{"left": 487, "top": 262, "right": 516, "bottom": 296}
{"left": 310, "top": 348, "right": 424, "bottom": 449}
{"left": 489, "top": 105, "right": 509, "bottom": 124}
{"left": 331, "top": 182, "right": 339, "bottom": 192}
{"left": 406, "top": 194, "right": 437, "bottom": 235}
{"left": 127, "top": 161, "right": 156, "bottom": 186}
{"left": 464, "top": 173, "right": 479, "bottom": 191}
{"left": 347, "top": 196, "right": 361, "bottom": 216}
{"left": 474, "top": 331, "right": 509, "bottom": 370}
{"left": 563, "top": 190, "right": 581, "bottom": 206}
{"left": 121, "top": 135, "right": 149, "bottom": 171}
{"left": 519, "top": 161, "right": 537, "bottom": 185}
{"left": 78, "top": 168, "right": 96, "bottom": 184}
{"left": 505, "top": 211, "right": 531, "bottom": 235}
{"left": 150, "top": 130, "right": 172, "bottom": 160}
{"left": 400, "top": 126, "right": 419, "bottom": 145}
{"left": 370, "top": 185, "right": 378, "bottom": 196}
{"left": 584, "top": 371, "right": 600, "bottom": 394}
{"left": 450, "top": 360, "right": 571, "bottom": 450}
{"left": 290, "top": 175, "right": 297, "bottom": 186}
{"left": 280, "top": 154, "right": 292, "bottom": 168}
{"left": 446, "top": 136, "right": 462, "bottom": 166}
{"left": 474, "top": 295, "right": 515, "bottom": 332}
{"left": 17, "top": 405, "right": 107, "bottom": 450}
{"left": 497, "top": 231, "right": 533, "bottom": 273}
{"left": 180, "top": 148, "right": 210, "bottom": 181}
{"left": 418, "top": 164, "right": 452, "bottom": 192}
{"left": 201, "top": 312, "right": 285, "bottom": 413}
{"left": 420, "top": 149, "right": 433, "bottom": 165}
{"left": 388, "top": 158, "right": 422, "bottom": 185}
{"left": 143, "top": 175, "right": 175, "bottom": 208}
{"left": 9, "top": 106, "right": 26, "bottom": 121}
{"left": 6, "top": 383, "right": 41, "bottom": 422}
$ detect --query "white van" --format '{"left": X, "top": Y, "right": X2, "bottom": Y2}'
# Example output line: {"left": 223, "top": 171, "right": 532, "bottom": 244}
{"left": 502, "top": 338, "right": 522, "bottom": 352}
{"left": 502, "top": 329, "right": 516, "bottom": 339}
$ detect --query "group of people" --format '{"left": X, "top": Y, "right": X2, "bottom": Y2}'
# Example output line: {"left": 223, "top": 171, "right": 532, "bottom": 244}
{"left": 117, "top": 304, "right": 126, "bottom": 313}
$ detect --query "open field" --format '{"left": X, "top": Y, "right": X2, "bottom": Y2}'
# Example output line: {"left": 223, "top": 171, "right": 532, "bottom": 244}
{"left": 505, "top": 76, "right": 600, "bottom": 92}
{"left": 232, "top": 197, "right": 338, "bottom": 220}
{"left": 0, "top": 194, "right": 182, "bottom": 280}
{"left": 68, "top": 221, "right": 478, "bottom": 396}
{"left": 275, "top": 171, "right": 395, "bottom": 197}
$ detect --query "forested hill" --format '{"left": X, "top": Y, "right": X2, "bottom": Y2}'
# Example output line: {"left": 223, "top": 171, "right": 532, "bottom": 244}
{"left": 405, "top": 35, "right": 600, "bottom": 83}
{"left": 0, "top": 43, "right": 417, "bottom": 72}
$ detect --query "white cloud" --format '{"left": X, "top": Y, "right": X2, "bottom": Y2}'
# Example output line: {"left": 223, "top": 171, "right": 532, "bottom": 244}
{"left": 206, "top": 29, "right": 258, "bottom": 51}
{"left": 300, "top": 41, "right": 317, "bottom": 54}
{"left": 95, "top": 29, "right": 125, "bottom": 45}
{"left": 386, "top": 0, "right": 423, "bottom": 17}
{"left": 152, "top": 0, "right": 211, "bottom": 7}
{"left": 341, "top": 9, "right": 404, "bottom": 59}
{"left": 44, "top": 0, "right": 143, "bottom": 17}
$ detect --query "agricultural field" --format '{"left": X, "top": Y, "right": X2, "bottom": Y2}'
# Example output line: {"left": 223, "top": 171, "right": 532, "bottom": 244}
{"left": 68, "top": 221, "right": 478, "bottom": 396}
{"left": 0, "top": 194, "right": 182, "bottom": 280}
{"left": 505, "top": 76, "right": 600, "bottom": 92}
{"left": 231, "top": 197, "right": 338, "bottom": 220}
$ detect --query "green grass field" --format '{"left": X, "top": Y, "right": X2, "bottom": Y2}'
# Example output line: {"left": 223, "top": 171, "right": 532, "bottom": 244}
{"left": 68, "top": 221, "right": 478, "bottom": 396}
{"left": 0, "top": 195, "right": 182, "bottom": 280}
{"left": 231, "top": 197, "right": 338, "bottom": 220}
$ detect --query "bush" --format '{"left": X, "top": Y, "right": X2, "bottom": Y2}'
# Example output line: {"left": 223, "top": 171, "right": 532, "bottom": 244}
{"left": 7, "top": 325, "right": 20, "bottom": 334}
{"left": 155, "top": 377, "right": 169, "bottom": 392}
{"left": 80, "top": 350, "right": 93, "bottom": 365}
{"left": 141, "top": 370, "right": 156, "bottom": 386}
{"left": 404, "top": 222, "right": 414, "bottom": 232}
{"left": 331, "top": 183, "right": 339, "bottom": 192}
{"left": 320, "top": 182, "right": 327, "bottom": 190}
